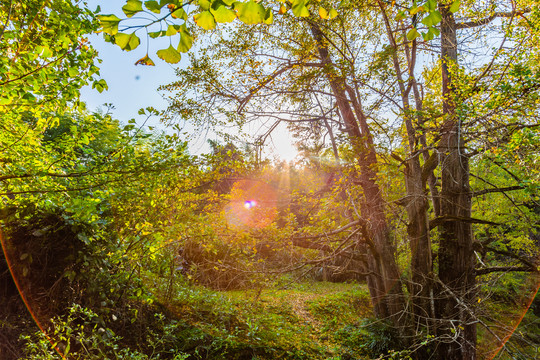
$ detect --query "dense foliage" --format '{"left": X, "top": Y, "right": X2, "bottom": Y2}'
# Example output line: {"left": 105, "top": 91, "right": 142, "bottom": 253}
{"left": 1, "top": 0, "right": 539, "bottom": 360}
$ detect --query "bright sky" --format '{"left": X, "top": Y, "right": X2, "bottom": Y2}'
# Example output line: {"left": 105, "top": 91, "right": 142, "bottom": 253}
{"left": 79, "top": 0, "right": 298, "bottom": 161}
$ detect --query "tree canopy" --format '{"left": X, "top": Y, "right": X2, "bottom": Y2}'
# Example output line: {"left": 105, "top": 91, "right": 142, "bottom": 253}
{"left": 1, "top": 1, "right": 539, "bottom": 359}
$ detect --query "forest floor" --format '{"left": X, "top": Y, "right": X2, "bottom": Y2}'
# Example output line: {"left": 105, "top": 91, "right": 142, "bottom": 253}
{"left": 162, "top": 280, "right": 375, "bottom": 359}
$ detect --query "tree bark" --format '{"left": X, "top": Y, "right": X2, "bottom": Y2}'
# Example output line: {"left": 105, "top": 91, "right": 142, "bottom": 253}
{"left": 436, "top": 4, "right": 477, "bottom": 360}
{"left": 309, "top": 22, "right": 406, "bottom": 323}
{"left": 378, "top": 2, "right": 434, "bottom": 337}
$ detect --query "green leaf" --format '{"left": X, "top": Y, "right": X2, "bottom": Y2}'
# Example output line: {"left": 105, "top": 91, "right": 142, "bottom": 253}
{"left": 396, "top": 10, "right": 407, "bottom": 21}
{"left": 421, "top": 10, "right": 442, "bottom": 27}
{"left": 429, "top": 26, "right": 440, "bottom": 36}
{"left": 148, "top": 30, "right": 166, "bottom": 38}
{"left": 449, "top": 0, "right": 461, "bottom": 13}
{"left": 157, "top": 45, "right": 182, "bottom": 63}
{"left": 98, "top": 14, "right": 121, "bottom": 35}
{"left": 264, "top": 7, "right": 273, "bottom": 24}
{"left": 122, "top": 0, "right": 143, "bottom": 17}
{"left": 198, "top": 0, "right": 211, "bottom": 10}
{"left": 407, "top": 27, "right": 420, "bottom": 40}
{"left": 424, "top": 0, "right": 437, "bottom": 12}
{"left": 421, "top": 30, "right": 434, "bottom": 41}
{"left": 328, "top": 8, "right": 338, "bottom": 19}
{"left": 194, "top": 10, "right": 216, "bottom": 30}
{"left": 115, "top": 32, "right": 141, "bottom": 51}
{"left": 178, "top": 29, "right": 194, "bottom": 52}
{"left": 145, "top": 0, "right": 162, "bottom": 13}
{"left": 171, "top": 8, "right": 188, "bottom": 19}
{"left": 166, "top": 24, "right": 181, "bottom": 35}
{"left": 92, "top": 79, "right": 108, "bottom": 93}
{"left": 291, "top": 0, "right": 310, "bottom": 17}
{"left": 135, "top": 54, "right": 156, "bottom": 66}
{"left": 210, "top": 5, "right": 237, "bottom": 23}
{"left": 235, "top": 1, "right": 266, "bottom": 24}
{"left": 36, "top": 45, "right": 53, "bottom": 58}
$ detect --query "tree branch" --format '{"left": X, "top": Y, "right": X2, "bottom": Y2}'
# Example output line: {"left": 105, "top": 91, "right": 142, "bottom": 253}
{"left": 484, "top": 245, "right": 538, "bottom": 269}
{"left": 456, "top": 9, "right": 531, "bottom": 29}
{"left": 472, "top": 185, "right": 525, "bottom": 197}
{"left": 475, "top": 266, "right": 537, "bottom": 275}
{"left": 429, "top": 215, "right": 500, "bottom": 229}
{"left": 292, "top": 219, "right": 365, "bottom": 240}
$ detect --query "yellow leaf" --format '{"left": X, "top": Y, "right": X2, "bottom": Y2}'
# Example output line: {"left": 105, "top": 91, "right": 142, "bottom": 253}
{"left": 318, "top": 6, "right": 328, "bottom": 19}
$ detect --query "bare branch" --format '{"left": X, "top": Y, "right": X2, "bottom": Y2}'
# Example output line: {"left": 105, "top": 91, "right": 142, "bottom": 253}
{"left": 429, "top": 215, "right": 500, "bottom": 229}
{"left": 456, "top": 9, "right": 531, "bottom": 29}
{"left": 472, "top": 185, "right": 525, "bottom": 197}
{"left": 475, "top": 266, "right": 537, "bottom": 275}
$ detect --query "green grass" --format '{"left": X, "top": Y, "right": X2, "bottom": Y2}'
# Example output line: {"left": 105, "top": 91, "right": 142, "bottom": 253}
{"left": 163, "top": 281, "right": 373, "bottom": 359}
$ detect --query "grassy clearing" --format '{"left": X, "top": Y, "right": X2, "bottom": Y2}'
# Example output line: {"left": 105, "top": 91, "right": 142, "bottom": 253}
{"left": 162, "top": 281, "right": 373, "bottom": 359}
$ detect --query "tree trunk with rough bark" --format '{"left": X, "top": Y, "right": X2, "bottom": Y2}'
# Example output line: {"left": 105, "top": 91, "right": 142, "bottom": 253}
{"left": 435, "top": 4, "right": 477, "bottom": 360}
{"left": 377, "top": 2, "right": 434, "bottom": 337}
{"left": 310, "top": 22, "right": 406, "bottom": 323}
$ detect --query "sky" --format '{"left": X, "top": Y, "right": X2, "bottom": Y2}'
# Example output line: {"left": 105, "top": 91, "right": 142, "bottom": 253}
{"left": 79, "top": 0, "right": 298, "bottom": 160}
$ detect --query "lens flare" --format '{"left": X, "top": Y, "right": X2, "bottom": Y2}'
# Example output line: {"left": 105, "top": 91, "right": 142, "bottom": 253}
{"left": 225, "top": 180, "right": 278, "bottom": 228}
{"left": 1, "top": 230, "right": 67, "bottom": 359}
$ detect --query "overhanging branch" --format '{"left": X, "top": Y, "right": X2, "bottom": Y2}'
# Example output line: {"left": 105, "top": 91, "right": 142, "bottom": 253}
{"left": 456, "top": 9, "right": 531, "bottom": 29}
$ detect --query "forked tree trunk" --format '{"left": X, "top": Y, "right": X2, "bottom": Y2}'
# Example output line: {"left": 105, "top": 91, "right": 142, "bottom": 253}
{"left": 378, "top": 2, "right": 434, "bottom": 336}
{"left": 310, "top": 22, "right": 406, "bottom": 323}
{"left": 436, "top": 4, "right": 477, "bottom": 360}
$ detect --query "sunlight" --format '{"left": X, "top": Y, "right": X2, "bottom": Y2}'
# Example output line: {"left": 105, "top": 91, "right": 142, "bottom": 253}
{"left": 225, "top": 180, "right": 278, "bottom": 229}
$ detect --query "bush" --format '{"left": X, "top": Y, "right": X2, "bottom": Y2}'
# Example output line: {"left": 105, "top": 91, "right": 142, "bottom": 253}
{"left": 21, "top": 304, "right": 190, "bottom": 360}
{"left": 336, "top": 319, "right": 406, "bottom": 359}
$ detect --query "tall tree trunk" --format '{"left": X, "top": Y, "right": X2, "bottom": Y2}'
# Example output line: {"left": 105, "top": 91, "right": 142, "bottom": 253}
{"left": 436, "top": 4, "right": 477, "bottom": 360}
{"left": 309, "top": 22, "right": 405, "bottom": 323}
{"left": 378, "top": 2, "right": 434, "bottom": 336}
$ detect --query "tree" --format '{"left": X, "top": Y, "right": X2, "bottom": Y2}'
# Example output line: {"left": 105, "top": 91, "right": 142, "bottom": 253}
{"left": 0, "top": 0, "right": 105, "bottom": 200}
{"left": 103, "top": 0, "right": 540, "bottom": 358}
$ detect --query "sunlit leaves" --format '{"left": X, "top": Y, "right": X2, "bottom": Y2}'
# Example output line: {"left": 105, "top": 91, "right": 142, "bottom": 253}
{"left": 166, "top": 24, "right": 181, "bottom": 36}
{"left": 122, "top": 0, "right": 144, "bottom": 17}
{"left": 449, "top": 0, "right": 461, "bottom": 13}
{"left": 421, "top": 26, "right": 440, "bottom": 41}
{"left": 115, "top": 33, "right": 141, "bottom": 51}
{"left": 264, "top": 8, "right": 273, "bottom": 24}
{"left": 106, "top": 0, "right": 352, "bottom": 64}
{"left": 421, "top": 10, "right": 442, "bottom": 27}
{"left": 194, "top": 10, "right": 217, "bottom": 30}
{"left": 177, "top": 27, "right": 194, "bottom": 52}
{"left": 234, "top": 1, "right": 267, "bottom": 24}
{"left": 157, "top": 45, "right": 182, "bottom": 63}
{"left": 291, "top": 0, "right": 310, "bottom": 17}
{"left": 210, "top": 3, "right": 237, "bottom": 23}
{"left": 395, "top": 0, "right": 443, "bottom": 41}
{"left": 135, "top": 54, "right": 156, "bottom": 66}
{"left": 149, "top": 30, "right": 166, "bottom": 38}
{"left": 145, "top": 0, "right": 163, "bottom": 13}
{"left": 328, "top": 8, "right": 338, "bottom": 19}
{"left": 171, "top": 7, "right": 188, "bottom": 19}
{"left": 198, "top": 0, "right": 212, "bottom": 10}
{"left": 98, "top": 14, "right": 121, "bottom": 35}
{"left": 36, "top": 45, "right": 53, "bottom": 58}
{"left": 319, "top": 6, "right": 328, "bottom": 19}
{"left": 92, "top": 79, "right": 108, "bottom": 93}
{"left": 407, "top": 27, "right": 420, "bottom": 40}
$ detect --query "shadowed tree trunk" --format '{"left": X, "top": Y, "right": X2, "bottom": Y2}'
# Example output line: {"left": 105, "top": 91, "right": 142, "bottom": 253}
{"left": 435, "top": 4, "right": 477, "bottom": 360}
{"left": 310, "top": 22, "right": 406, "bottom": 323}
{"left": 377, "top": 2, "right": 434, "bottom": 340}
